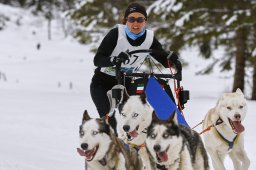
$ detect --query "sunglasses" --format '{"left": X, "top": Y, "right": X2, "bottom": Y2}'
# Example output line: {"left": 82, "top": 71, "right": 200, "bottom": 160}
{"left": 126, "top": 17, "right": 146, "bottom": 23}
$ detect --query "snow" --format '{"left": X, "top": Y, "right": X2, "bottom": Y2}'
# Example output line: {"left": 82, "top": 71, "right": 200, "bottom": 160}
{"left": 0, "top": 4, "right": 255, "bottom": 170}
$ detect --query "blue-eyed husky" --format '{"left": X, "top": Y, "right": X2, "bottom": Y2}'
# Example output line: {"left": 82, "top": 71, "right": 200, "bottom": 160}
{"left": 146, "top": 112, "right": 209, "bottom": 170}
{"left": 108, "top": 85, "right": 153, "bottom": 169}
{"left": 77, "top": 110, "right": 141, "bottom": 170}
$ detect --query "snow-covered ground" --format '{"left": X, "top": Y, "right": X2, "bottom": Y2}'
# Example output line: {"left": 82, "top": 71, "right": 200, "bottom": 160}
{"left": 0, "top": 4, "right": 255, "bottom": 170}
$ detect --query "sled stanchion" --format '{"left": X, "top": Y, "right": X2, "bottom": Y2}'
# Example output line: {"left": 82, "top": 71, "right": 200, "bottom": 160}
{"left": 116, "top": 61, "right": 122, "bottom": 85}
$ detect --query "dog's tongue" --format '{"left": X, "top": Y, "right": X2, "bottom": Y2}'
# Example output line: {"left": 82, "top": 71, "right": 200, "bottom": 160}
{"left": 157, "top": 151, "right": 168, "bottom": 162}
{"left": 129, "top": 129, "right": 138, "bottom": 138}
{"left": 232, "top": 121, "right": 245, "bottom": 133}
{"left": 77, "top": 148, "right": 85, "bottom": 156}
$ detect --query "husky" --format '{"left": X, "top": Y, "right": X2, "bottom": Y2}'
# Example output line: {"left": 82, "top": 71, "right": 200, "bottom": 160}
{"left": 108, "top": 85, "right": 153, "bottom": 169}
{"left": 77, "top": 110, "right": 140, "bottom": 170}
{"left": 202, "top": 88, "right": 250, "bottom": 170}
{"left": 146, "top": 112, "right": 209, "bottom": 170}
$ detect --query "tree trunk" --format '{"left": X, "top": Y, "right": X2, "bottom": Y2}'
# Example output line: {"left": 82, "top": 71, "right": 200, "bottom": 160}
{"left": 252, "top": 59, "right": 256, "bottom": 100}
{"left": 232, "top": 27, "right": 247, "bottom": 92}
{"left": 48, "top": 18, "right": 51, "bottom": 40}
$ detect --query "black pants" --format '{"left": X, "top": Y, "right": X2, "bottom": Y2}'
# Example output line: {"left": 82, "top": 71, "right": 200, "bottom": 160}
{"left": 90, "top": 71, "right": 117, "bottom": 116}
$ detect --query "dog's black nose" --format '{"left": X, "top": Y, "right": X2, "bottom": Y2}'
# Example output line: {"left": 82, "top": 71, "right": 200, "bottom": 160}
{"left": 123, "top": 125, "right": 130, "bottom": 132}
{"left": 81, "top": 143, "right": 88, "bottom": 150}
{"left": 154, "top": 145, "right": 161, "bottom": 152}
{"left": 234, "top": 114, "right": 241, "bottom": 120}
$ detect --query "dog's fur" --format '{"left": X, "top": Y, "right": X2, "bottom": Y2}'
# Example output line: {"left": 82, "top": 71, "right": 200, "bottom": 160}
{"left": 115, "top": 91, "right": 153, "bottom": 169}
{"left": 77, "top": 110, "right": 141, "bottom": 170}
{"left": 146, "top": 112, "right": 209, "bottom": 170}
{"left": 202, "top": 88, "right": 250, "bottom": 170}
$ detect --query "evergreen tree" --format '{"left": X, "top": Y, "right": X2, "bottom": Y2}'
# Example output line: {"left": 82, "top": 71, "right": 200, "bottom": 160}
{"left": 68, "top": 0, "right": 155, "bottom": 44}
{"left": 69, "top": 0, "right": 131, "bottom": 44}
{"left": 149, "top": 0, "right": 256, "bottom": 98}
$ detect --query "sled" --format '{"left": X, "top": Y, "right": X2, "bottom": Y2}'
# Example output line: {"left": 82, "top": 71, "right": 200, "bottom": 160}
{"left": 112, "top": 49, "right": 190, "bottom": 126}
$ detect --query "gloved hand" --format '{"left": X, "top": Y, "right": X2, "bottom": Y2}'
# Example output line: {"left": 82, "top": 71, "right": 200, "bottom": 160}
{"left": 151, "top": 50, "right": 179, "bottom": 62}
{"left": 111, "top": 52, "right": 130, "bottom": 65}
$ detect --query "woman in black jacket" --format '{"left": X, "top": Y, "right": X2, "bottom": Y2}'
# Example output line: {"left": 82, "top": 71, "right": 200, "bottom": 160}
{"left": 90, "top": 2, "right": 176, "bottom": 128}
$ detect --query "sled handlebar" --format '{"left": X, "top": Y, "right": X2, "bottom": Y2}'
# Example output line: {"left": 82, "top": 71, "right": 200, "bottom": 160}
{"left": 115, "top": 49, "right": 182, "bottom": 81}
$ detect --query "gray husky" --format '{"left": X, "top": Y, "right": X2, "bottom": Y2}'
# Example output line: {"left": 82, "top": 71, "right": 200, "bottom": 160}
{"left": 146, "top": 112, "right": 209, "bottom": 170}
{"left": 77, "top": 110, "right": 141, "bottom": 170}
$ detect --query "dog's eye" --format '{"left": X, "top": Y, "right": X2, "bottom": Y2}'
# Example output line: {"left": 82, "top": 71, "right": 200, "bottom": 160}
{"left": 133, "top": 113, "right": 139, "bottom": 117}
{"left": 150, "top": 133, "right": 156, "bottom": 139}
{"left": 121, "top": 112, "right": 126, "bottom": 117}
{"left": 227, "top": 106, "right": 232, "bottom": 110}
{"left": 239, "top": 105, "right": 243, "bottom": 109}
{"left": 163, "top": 133, "right": 169, "bottom": 139}
{"left": 92, "top": 130, "right": 98, "bottom": 135}
{"left": 80, "top": 130, "right": 84, "bottom": 137}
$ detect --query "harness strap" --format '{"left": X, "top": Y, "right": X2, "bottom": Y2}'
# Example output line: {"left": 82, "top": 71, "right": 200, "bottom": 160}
{"left": 105, "top": 113, "right": 110, "bottom": 124}
{"left": 199, "top": 117, "right": 223, "bottom": 135}
{"left": 214, "top": 128, "right": 239, "bottom": 150}
{"left": 192, "top": 120, "right": 204, "bottom": 130}
{"left": 125, "top": 143, "right": 145, "bottom": 152}
{"left": 179, "top": 155, "right": 183, "bottom": 170}
{"left": 113, "top": 154, "right": 120, "bottom": 170}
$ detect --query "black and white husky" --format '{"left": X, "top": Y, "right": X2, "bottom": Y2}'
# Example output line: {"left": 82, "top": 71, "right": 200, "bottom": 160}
{"left": 108, "top": 85, "right": 153, "bottom": 169}
{"left": 77, "top": 110, "right": 140, "bottom": 170}
{"left": 146, "top": 112, "right": 209, "bottom": 170}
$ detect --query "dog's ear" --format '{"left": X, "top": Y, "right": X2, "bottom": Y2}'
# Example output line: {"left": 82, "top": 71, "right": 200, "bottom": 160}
{"left": 82, "top": 110, "right": 91, "bottom": 123}
{"left": 236, "top": 88, "right": 244, "bottom": 96}
{"left": 97, "top": 118, "right": 111, "bottom": 135}
{"left": 152, "top": 111, "right": 159, "bottom": 122}
{"left": 122, "top": 87, "right": 130, "bottom": 102}
{"left": 140, "top": 92, "right": 147, "bottom": 104}
{"left": 167, "top": 110, "right": 177, "bottom": 124}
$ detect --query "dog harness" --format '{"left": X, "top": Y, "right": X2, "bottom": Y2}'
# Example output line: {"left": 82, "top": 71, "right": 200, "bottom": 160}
{"left": 214, "top": 127, "right": 239, "bottom": 150}
{"left": 125, "top": 142, "right": 145, "bottom": 153}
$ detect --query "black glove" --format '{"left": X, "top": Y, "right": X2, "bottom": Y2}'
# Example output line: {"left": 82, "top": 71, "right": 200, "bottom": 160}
{"left": 111, "top": 52, "right": 129, "bottom": 65}
{"left": 151, "top": 50, "right": 179, "bottom": 62}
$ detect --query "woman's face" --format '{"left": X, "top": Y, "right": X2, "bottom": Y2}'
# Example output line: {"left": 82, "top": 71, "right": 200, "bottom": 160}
{"left": 126, "top": 12, "right": 147, "bottom": 34}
